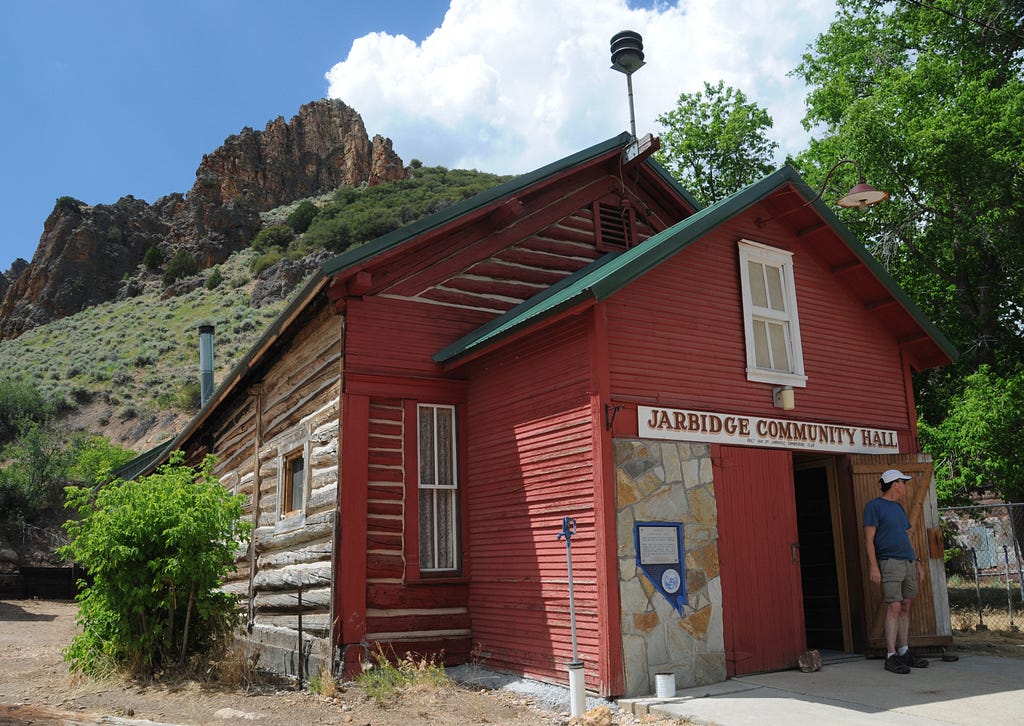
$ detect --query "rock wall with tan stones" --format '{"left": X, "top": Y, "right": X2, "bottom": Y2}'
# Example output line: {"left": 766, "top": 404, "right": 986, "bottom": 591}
{"left": 615, "top": 439, "right": 726, "bottom": 697}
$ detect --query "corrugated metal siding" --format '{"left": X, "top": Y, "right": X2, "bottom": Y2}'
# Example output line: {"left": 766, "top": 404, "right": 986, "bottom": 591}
{"left": 714, "top": 445, "right": 806, "bottom": 675}
{"left": 606, "top": 221, "right": 913, "bottom": 430}
{"left": 465, "top": 317, "right": 601, "bottom": 687}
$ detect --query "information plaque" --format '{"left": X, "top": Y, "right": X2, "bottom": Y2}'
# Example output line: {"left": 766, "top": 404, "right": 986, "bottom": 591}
{"left": 634, "top": 521, "right": 686, "bottom": 614}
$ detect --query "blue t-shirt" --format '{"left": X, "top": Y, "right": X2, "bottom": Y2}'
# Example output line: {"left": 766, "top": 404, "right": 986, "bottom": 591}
{"left": 863, "top": 497, "right": 916, "bottom": 561}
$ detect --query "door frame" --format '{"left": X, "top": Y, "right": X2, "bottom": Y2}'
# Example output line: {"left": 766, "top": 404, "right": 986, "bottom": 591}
{"left": 794, "top": 455, "right": 854, "bottom": 652}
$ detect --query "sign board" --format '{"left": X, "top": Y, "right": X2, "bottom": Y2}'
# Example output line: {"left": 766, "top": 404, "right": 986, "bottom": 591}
{"left": 638, "top": 406, "right": 899, "bottom": 455}
{"left": 634, "top": 521, "right": 686, "bottom": 614}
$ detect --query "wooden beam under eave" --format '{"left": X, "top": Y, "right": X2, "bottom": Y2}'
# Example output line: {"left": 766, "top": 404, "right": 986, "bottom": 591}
{"left": 489, "top": 197, "right": 524, "bottom": 228}
{"left": 347, "top": 270, "right": 372, "bottom": 296}
{"left": 865, "top": 296, "right": 899, "bottom": 312}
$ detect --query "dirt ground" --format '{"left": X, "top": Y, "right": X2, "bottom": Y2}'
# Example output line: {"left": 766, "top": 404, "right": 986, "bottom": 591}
{"left": 0, "top": 599, "right": 682, "bottom": 726}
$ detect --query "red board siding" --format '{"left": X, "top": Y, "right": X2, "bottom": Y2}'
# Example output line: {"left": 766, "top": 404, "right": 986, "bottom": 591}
{"left": 606, "top": 221, "right": 913, "bottom": 431}
{"left": 464, "top": 316, "right": 603, "bottom": 689}
{"left": 714, "top": 445, "right": 806, "bottom": 675}
{"left": 360, "top": 396, "right": 472, "bottom": 660}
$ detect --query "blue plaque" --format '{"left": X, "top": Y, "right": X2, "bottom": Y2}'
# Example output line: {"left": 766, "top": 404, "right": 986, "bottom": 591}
{"left": 634, "top": 521, "right": 686, "bottom": 614}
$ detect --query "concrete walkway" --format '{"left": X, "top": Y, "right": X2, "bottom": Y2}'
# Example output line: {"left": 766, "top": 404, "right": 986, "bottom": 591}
{"left": 620, "top": 653, "right": 1024, "bottom": 724}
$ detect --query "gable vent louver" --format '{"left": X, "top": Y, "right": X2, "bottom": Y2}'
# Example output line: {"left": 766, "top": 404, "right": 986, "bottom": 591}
{"left": 594, "top": 199, "right": 636, "bottom": 251}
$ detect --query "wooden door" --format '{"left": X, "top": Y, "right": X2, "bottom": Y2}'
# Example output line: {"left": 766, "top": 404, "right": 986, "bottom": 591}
{"left": 851, "top": 454, "right": 951, "bottom": 650}
{"left": 715, "top": 446, "right": 806, "bottom": 675}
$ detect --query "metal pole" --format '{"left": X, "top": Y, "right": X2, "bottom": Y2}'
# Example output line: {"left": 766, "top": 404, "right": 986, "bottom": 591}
{"left": 1009, "top": 504, "right": 1024, "bottom": 608}
{"left": 972, "top": 548, "right": 986, "bottom": 630}
{"left": 625, "top": 73, "right": 637, "bottom": 140}
{"left": 1005, "top": 545, "right": 1016, "bottom": 630}
{"left": 558, "top": 516, "right": 580, "bottom": 662}
{"left": 558, "top": 516, "right": 585, "bottom": 718}
{"left": 298, "top": 583, "right": 304, "bottom": 686}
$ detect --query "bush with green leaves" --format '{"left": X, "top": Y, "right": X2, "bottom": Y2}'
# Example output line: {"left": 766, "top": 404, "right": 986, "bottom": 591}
{"left": 162, "top": 250, "right": 200, "bottom": 286}
{"left": 61, "top": 452, "right": 251, "bottom": 677}
{"left": 55, "top": 196, "right": 85, "bottom": 213}
{"left": 252, "top": 224, "right": 294, "bottom": 252}
{"left": 286, "top": 199, "right": 318, "bottom": 234}
{"left": 206, "top": 267, "right": 224, "bottom": 290}
{"left": 0, "top": 378, "right": 51, "bottom": 445}
{"left": 143, "top": 245, "right": 165, "bottom": 270}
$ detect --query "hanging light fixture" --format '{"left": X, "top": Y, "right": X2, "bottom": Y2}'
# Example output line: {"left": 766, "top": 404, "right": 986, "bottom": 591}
{"left": 756, "top": 159, "right": 889, "bottom": 226}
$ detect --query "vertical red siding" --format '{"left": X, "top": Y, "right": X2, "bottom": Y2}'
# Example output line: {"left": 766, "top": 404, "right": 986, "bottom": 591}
{"left": 606, "top": 221, "right": 914, "bottom": 431}
{"left": 714, "top": 445, "right": 806, "bottom": 675}
{"left": 465, "top": 316, "right": 603, "bottom": 689}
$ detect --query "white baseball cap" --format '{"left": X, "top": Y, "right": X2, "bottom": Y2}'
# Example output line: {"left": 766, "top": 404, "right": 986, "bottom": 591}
{"left": 880, "top": 469, "right": 912, "bottom": 484}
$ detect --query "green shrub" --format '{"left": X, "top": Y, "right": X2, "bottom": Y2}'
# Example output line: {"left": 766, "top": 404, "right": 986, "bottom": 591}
{"left": 286, "top": 200, "right": 318, "bottom": 234}
{"left": 252, "top": 225, "right": 294, "bottom": 252}
{"left": 106, "top": 226, "right": 123, "bottom": 243}
{"left": 250, "top": 251, "right": 283, "bottom": 276}
{"left": 55, "top": 196, "right": 85, "bottom": 213}
{"left": 163, "top": 250, "right": 200, "bottom": 286}
{"left": 206, "top": 268, "right": 224, "bottom": 290}
{"left": 143, "top": 245, "right": 165, "bottom": 270}
{"left": 61, "top": 453, "right": 251, "bottom": 677}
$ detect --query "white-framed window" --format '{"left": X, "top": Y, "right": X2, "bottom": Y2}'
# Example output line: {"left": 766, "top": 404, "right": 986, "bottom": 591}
{"left": 417, "top": 403, "right": 459, "bottom": 572}
{"left": 738, "top": 239, "right": 807, "bottom": 387}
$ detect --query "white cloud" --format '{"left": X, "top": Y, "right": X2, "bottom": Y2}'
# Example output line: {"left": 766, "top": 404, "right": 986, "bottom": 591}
{"left": 325, "top": 0, "right": 837, "bottom": 174}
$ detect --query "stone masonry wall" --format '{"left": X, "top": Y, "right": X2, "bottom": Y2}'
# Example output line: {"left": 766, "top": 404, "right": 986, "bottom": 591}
{"left": 615, "top": 439, "right": 726, "bottom": 697}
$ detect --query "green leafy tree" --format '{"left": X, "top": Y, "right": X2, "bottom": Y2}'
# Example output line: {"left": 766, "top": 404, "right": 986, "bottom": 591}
{"left": 0, "top": 378, "right": 51, "bottom": 445}
{"left": 143, "top": 245, "right": 165, "bottom": 270}
{"left": 61, "top": 452, "right": 250, "bottom": 676}
{"left": 286, "top": 199, "right": 318, "bottom": 234}
{"left": 252, "top": 224, "right": 295, "bottom": 251}
{"left": 0, "top": 421, "right": 74, "bottom": 535}
{"left": 655, "top": 80, "right": 779, "bottom": 206}
{"left": 792, "top": 0, "right": 1024, "bottom": 421}
{"left": 162, "top": 250, "right": 200, "bottom": 286}
{"left": 919, "top": 366, "right": 1024, "bottom": 505}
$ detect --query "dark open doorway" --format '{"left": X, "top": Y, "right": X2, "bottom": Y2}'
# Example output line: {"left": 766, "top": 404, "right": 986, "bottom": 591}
{"left": 794, "top": 459, "right": 847, "bottom": 652}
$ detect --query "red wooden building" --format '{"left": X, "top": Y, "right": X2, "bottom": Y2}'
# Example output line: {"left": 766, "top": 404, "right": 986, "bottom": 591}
{"left": 140, "top": 132, "right": 956, "bottom": 697}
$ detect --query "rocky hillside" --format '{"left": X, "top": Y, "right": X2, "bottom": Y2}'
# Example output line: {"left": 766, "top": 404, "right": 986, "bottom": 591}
{"left": 0, "top": 99, "right": 405, "bottom": 339}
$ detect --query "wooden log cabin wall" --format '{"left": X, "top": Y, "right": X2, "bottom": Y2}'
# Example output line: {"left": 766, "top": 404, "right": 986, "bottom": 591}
{"left": 198, "top": 297, "right": 342, "bottom": 677}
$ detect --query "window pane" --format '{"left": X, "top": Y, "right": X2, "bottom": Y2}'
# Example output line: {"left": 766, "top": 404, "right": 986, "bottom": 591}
{"left": 748, "top": 261, "right": 768, "bottom": 308}
{"left": 289, "top": 456, "right": 304, "bottom": 512}
{"left": 765, "top": 265, "right": 786, "bottom": 312}
{"left": 753, "top": 320, "right": 771, "bottom": 369}
{"left": 436, "top": 407, "right": 453, "bottom": 487}
{"left": 419, "top": 489, "right": 435, "bottom": 569}
{"left": 419, "top": 407, "right": 435, "bottom": 486}
{"left": 436, "top": 490, "right": 455, "bottom": 569}
{"left": 767, "top": 321, "right": 791, "bottom": 371}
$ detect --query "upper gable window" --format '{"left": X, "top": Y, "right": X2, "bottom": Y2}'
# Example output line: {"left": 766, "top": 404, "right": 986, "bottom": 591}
{"left": 737, "top": 240, "right": 807, "bottom": 387}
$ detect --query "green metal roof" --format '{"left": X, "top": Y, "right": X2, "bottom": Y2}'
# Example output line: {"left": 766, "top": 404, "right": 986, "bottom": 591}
{"left": 124, "top": 133, "right": 693, "bottom": 479}
{"left": 320, "top": 133, "right": 698, "bottom": 279}
{"left": 434, "top": 165, "right": 958, "bottom": 367}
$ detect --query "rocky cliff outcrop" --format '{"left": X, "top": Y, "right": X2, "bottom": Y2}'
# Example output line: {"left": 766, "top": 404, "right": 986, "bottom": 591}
{"left": 0, "top": 99, "right": 405, "bottom": 339}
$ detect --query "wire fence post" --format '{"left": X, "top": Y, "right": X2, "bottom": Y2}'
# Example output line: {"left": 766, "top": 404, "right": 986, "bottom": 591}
{"left": 971, "top": 548, "right": 986, "bottom": 630}
{"left": 1004, "top": 545, "right": 1016, "bottom": 630}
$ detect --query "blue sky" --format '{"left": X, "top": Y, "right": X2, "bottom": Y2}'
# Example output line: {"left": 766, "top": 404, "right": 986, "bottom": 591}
{"left": 0, "top": 0, "right": 837, "bottom": 273}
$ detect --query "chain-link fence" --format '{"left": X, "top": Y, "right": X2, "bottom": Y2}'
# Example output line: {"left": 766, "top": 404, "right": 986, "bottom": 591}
{"left": 939, "top": 503, "right": 1024, "bottom": 632}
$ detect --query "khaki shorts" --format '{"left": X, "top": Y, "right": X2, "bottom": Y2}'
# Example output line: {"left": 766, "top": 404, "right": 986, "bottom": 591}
{"left": 880, "top": 558, "right": 918, "bottom": 602}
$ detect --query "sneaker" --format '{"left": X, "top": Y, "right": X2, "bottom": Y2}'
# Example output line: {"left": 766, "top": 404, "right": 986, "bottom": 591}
{"left": 901, "top": 650, "right": 928, "bottom": 668}
{"left": 885, "top": 654, "right": 910, "bottom": 674}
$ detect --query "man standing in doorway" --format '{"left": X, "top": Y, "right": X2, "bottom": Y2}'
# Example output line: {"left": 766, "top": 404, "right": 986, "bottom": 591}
{"left": 863, "top": 468, "right": 929, "bottom": 674}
